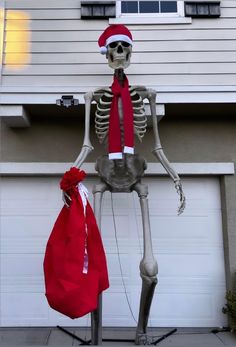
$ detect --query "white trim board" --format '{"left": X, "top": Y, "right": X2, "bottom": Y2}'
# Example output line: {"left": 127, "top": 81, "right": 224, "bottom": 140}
{"left": 2, "top": 86, "right": 236, "bottom": 93}
{"left": 0, "top": 162, "right": 234, "bottom": 176}
{"left": 109, "top": 17, "right": 192, "bottom": 25}
{"left": 1, "top": 91, "right": 236, "bottom": 105}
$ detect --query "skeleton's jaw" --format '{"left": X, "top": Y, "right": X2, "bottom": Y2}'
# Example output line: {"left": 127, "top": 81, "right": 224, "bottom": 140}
{"left": 108, "top": 57, "right": 130, "bottom": 70}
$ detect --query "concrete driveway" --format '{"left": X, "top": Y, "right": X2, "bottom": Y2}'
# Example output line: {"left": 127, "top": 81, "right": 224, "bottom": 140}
{"left": 0, "top": 327, "right": 236, "bottom": 346}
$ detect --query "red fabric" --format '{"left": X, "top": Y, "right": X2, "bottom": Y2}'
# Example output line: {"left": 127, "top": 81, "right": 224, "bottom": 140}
{"left": 43, "top": 168, "right": 109, "bottom": 319}
{"left": 109, "top": 75, "right": 134, "bottom": 157}
{"left": 98, "top": 24, "right": 133, "bottom": 52}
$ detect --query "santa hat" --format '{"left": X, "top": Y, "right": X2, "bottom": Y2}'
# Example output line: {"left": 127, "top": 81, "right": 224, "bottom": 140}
{"left": 98, "top": 24, "right": 133, "bottom": 55}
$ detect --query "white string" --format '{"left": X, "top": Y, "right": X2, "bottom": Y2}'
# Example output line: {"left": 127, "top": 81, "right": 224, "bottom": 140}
{"left": 77, "top": 182, "right": 89, "bottom": 274}
{"left": 110, "top": 192, "right": 137, "bottom": 324}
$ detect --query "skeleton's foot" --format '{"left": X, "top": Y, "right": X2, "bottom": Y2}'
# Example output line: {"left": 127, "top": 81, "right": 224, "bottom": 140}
{"left": 135, "top": 332, "right": 153, "bottom": 345}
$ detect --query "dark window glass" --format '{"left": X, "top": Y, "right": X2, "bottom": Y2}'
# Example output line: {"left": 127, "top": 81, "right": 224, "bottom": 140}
{"left": 160, "top": 1, "right": 177, "bottom": 13}
{"left": 121, "top": 1, "right": 138, "bottom": 13}
{"left": 140, "top": 1, "right": 159, "bottom": 13}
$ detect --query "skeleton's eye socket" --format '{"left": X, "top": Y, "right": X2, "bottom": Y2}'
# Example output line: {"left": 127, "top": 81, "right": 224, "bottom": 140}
{"left": 108, "top": 41, "right": 131, "bottom": 49}
{"left": 121, "top": 41, "right": 131, "bottom": 47}
{"left": 108, "top": 42, "right": 118, "bottom": 48}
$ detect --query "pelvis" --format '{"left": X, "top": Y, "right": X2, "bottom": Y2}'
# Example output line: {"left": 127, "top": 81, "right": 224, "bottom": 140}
{"left": 95, "top": 154, "right": 147, "bottom": 192}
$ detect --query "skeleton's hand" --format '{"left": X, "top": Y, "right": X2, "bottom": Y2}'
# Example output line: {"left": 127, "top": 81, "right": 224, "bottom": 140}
{"left": 62, "top": 191, "right": 72, "bottom": 208}
{"left": 175, "top": 180, "right": 186, "bottom": 215}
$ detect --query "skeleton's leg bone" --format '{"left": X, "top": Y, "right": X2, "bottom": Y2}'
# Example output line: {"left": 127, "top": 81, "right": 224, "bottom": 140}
{"left": 91, "top": 182, "right": 109, "bottom": 345}
{"left": 133, "top": 183, "right": 158, "bottom": 345}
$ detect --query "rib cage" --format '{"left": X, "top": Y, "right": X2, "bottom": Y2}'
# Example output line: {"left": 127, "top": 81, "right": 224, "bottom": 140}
{"left": 95, "top": 87, "right": 147, "bottom": 144}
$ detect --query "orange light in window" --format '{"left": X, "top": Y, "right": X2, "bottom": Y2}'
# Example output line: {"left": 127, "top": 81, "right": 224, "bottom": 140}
{"left": 0, "top": 8, "right": 4, "bottom": 67}
{"left": 5, "top": 10, "right": 31, "bottom": 68}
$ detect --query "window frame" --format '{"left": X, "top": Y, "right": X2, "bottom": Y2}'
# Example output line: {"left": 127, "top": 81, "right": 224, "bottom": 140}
{"left": 116, "top": 1, "right": 185, "bottom": 18}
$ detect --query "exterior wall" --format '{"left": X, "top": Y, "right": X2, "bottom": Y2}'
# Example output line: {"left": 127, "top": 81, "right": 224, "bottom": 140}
{"left": 1, "top": 113, "right": 236, "bottom": 292}
{"left": 1, "top": 0, "right": 236, "bottom": 103}
{"left": 221, "top": 175, "right": 236, "bottom": 288}
{"left": 1, "top": 113, "right": 236, "bottom": 163}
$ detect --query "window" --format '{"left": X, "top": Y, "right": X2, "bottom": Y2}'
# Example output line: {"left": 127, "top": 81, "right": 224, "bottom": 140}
{"left": 121, "top": 1, "right": 178, "bottom": 14}
{"left": 110, "top": 1, "right": 191, "bottom": 24}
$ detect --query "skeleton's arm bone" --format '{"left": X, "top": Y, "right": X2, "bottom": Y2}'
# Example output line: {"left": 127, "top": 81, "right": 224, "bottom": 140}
{"left": 147, "top": 88, "right": 186, "bottom": 214}
{"left": 73, "top": 91, "right": 94, "bottom": 168}
{"left": 62, "top": 91, "right": 94, "bottom": 206}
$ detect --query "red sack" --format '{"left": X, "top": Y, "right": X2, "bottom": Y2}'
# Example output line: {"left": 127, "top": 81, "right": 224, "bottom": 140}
{"left": 43, "top": 168, "right": 109, "bottom": 319}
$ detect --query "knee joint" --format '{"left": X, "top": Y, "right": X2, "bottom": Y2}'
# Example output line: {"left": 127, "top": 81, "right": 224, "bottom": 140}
{"left": 140, "top": 258, "right": 158, "bottom": 278}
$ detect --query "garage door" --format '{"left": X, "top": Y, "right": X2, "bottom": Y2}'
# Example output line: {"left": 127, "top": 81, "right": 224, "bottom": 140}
{"left": 0, "top": 176, "right": 227, "bottom": 327}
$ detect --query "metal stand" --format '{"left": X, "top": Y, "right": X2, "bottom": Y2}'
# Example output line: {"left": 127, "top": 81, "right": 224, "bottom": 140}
{"left": 152, "top": 328, "right": 177, "bottom": 345}
{"left": 57, "top": 326, "right": 91, "bottom": 345}
{"left": 211, "top": 327, "right": 230, "bottom": 334}
{"left": 57, "top": 326, "right": 177, "bottom": 345}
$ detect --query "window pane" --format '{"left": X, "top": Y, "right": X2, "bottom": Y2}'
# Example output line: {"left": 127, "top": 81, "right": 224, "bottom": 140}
{"left": 140, "top": 1, "right": 159, "bottom": 13}
{"left": 160, "top": 1, "right": 177, "bottom": 13}
{"left": 121, "top": 1, "right": 138, "bottom": 13}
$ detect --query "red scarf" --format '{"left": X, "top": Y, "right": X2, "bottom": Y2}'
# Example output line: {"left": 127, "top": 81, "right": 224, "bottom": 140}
{"left": 109, "top": 74, "right": 134, "bottom": 160}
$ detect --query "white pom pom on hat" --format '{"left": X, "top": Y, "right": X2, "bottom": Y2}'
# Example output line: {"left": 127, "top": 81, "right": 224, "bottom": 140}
{"left": 98, "top": 24, "right": 133, "bottom": 54}
{"left": 100, "top": 46, "right": 107, "bottom": 55}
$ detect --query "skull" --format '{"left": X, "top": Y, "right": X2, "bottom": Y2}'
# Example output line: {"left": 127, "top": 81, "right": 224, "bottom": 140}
{"left": 106, "top": 41, "right": 132, "bottom": 70}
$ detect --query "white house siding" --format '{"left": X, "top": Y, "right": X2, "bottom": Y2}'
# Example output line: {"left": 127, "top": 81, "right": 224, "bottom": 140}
{"left": 1, "top": 0, "right": 236, "bottom": 94}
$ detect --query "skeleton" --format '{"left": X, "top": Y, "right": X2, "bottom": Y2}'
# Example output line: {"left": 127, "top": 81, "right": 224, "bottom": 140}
{"left": 95, "top": 86, "right": 147, "bottom": 144}
{"left": 63, "top": 39, "right": 185, "bottom": 345}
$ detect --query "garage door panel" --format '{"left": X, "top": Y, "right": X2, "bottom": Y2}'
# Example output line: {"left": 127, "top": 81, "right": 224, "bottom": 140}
{"left": 105, "top": 253, "right": 130, "bottom": 281}
{"left": 149, "top": 215, "right": 222, "bottom": 241}
{"left": 0, "top": 176, "right": 227, "bottom": 327}
{"left": 145, "top": 178, "right": 221, "bottom": 211}
{"left": 1, "top": 178, "right": 61, "bottom": 211}
{"left": 157, "top": 251, "right": 225, "bottom": 277}
{"left": 1, "top": 216, "right": 51, "bottom": 253}
{"left": 47, "top": 307, "right": 89, "bottom": 327}
{"left": 150, "top": 296, "right": 216, "bottom": 327}
{"left": 101, "top": 214, "right": 132, "bottom": 240}
{"left": 1, "top": 254, "right": 44, "bottom": 279}
{"left": 157, "top": 276, "right": 226, "bottom": 292}
{"left": 1, "top": 292, "right": 49, "bottom": 326}
{"left": 1, "top": 215, "right": 54, "bottom": 238}
{"left": 102, "top": 192, "right": 133, "bottom": 210}
{"left": 1, "top": 238, "right": 46, "bottom": 253}
{"left": 103, "top": 291, "right": 133, "bottom": 318}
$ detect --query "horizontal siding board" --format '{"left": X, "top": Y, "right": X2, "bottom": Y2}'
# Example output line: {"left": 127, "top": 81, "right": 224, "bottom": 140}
{"left": 4, "top": 40, "right": 236, "bottom": 53}
{"left": 5, "top": 19, "right": 107, "bottom": 31}
{"left": 5, "top": 0, "right": 81, "bottom": 9}
{"left": 2, "top": 74, "right": 236, "bottom": 86}
{"left": 220, "top": 7, "right": 236, "bottom": 17}
{"left": 3, "top": 63, "right": 236, "bottom": 75}
{"left": 5, "top": 41, "right": 96, "bottom": 53}
{"left": 5, "top": 29, "right": 236, "bottom": 42}
{"left": 5, "top": 19, "right": 236, "bottom": 31}
{"left": 6, "top": 9, "right": 81, "bottom": 20}
{"left": 221, "top": 1, "right": 236, "bottom": 8}
{"left": 4, "top": 51, "right": 236, "bottom": 65}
